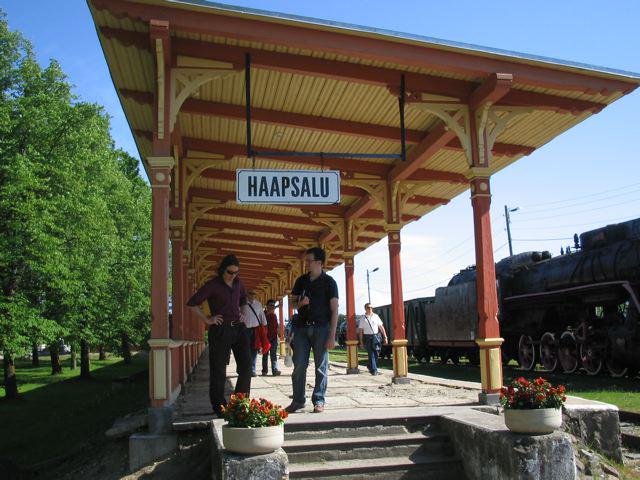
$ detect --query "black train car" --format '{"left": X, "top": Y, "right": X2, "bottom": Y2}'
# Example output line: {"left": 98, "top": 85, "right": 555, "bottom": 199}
{"left": 373, "top": 297, "right": 433, "bottom": 360}
{"left": 374, "top": 217, "right": 640, "bottom": 376}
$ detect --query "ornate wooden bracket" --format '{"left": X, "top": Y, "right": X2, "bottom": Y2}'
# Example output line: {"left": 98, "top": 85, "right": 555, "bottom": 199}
{"left": 192, "top": 227, "right": 222, "bottom": 254}
{"left": 408, "top": 73, "right": 528, "bottom": 167}
{"left": 187, "top": 201, "right": 226, "bottom": 247}
{"left": 150, "top": 20, "right": 170, "bottom": 141}
{"left": 341, "top": 179, "right": 404, "bottom": 224}
{"left": 184, "top": 156, "right": 228, "bottom": 198}
{"left": 169, "top": 56, "right": 236, "bottom": 132}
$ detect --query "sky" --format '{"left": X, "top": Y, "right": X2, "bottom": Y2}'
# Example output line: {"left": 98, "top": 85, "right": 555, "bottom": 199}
{"left": 2, "top": 0, "right": 639, "bottom": 315}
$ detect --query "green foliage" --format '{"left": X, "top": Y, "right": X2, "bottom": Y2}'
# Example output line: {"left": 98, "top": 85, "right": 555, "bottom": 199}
{"left": 0, "top": 11, "right": 151, "bottom": 391}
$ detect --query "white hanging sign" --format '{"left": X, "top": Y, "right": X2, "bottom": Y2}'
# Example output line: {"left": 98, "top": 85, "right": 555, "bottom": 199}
{"left": 236, "top": 169, "right": 340, "bottom": 205}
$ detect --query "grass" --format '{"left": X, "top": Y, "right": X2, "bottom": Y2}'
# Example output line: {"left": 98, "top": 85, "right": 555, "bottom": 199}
{"left": 0, "top": 353, "right": 148, "bottom": 468}
{"left": 329, "top": 348, "right": 640, "bottom": 412}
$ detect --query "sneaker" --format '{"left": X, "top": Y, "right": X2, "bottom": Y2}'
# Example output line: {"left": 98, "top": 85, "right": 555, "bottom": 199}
{"left": 313, "top": 404, "right": 325, "bottom": 413}
{"left": 261, "top": 371, "right": 268, "bottom": 376}
{"left": 251, "top": 372, "right": 257, "bottom": 377}
{"left": 285, "top": 402, "right": 305, "bottom": 413}
{"left": 272, "top": 370, "right": 282, "bottom": 376}
{"left": 371, "top": 371, "right": 381, "bottom": 376}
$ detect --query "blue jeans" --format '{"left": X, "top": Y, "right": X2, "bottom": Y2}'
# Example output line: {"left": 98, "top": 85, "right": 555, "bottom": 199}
{"left": 364, "top": 334, "right": 379, "bottom": 374}
{"left": 291, "top": 323, "right": 329, "bottom": 406}
{"left": 262, "top": 337, "right": 279, "bottom": 373}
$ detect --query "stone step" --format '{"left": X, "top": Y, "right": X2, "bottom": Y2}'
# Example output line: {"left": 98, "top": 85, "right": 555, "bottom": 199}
{"left": 287, "top": 454, "right": 466, "bottom": 480}
{"left": 284, "top": 431, "right": 453, "bottom": 463}
{"left": 284, "top": 416, "right": 440, "bottom": 441}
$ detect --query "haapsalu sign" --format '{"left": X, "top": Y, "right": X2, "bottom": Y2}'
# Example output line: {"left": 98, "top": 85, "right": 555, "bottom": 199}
{"left": 236, "top": 169, "right": 340, "bottom": 204}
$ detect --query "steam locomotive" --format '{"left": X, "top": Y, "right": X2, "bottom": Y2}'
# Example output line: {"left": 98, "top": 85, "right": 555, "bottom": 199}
{"left": 374, "top": 217, "right": 640, "bottom": 377}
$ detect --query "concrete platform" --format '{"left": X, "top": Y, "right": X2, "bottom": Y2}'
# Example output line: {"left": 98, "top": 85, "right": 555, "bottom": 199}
{"left": 173, "top": 348, "right": 481, "bottom": 424}
{"left": 173, "top": 348, "right": 622, "bottom": 480}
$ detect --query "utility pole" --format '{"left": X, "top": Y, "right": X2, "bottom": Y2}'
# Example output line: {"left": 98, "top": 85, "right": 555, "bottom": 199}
{"left": 504, "top": 205, "right": 519, "bottom": 256}
{"left": 366, "top": 267, "right": 379, "bottom": 305}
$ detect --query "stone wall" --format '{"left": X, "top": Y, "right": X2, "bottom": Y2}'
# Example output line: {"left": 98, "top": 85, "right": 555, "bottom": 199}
{"left": 441, "top": 409, "right": 576, "bottom": 480}
{"left": 210, "top": 421, "right": 288, "bottom": 480}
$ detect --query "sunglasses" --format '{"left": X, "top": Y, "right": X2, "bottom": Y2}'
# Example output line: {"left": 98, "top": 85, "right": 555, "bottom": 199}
{"left": 225, "top": 269, "right": 240, "bottom": 276}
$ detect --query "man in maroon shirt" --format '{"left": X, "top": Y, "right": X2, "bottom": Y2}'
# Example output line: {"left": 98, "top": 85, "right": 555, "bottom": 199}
{"left": 262, "top": 299, "right": 282, "bottom": 376}
{"left": 187, "top": 254, "right": 252, "bottom": 417}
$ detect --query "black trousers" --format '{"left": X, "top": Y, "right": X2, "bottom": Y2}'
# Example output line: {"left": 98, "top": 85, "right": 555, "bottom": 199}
{"left": 208, "top": 324, "right": 252, "bottom": 413}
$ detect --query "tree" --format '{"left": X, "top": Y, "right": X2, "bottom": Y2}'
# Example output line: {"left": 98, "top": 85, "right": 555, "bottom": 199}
{"left": 0, "top": 11, "right": 152, "bottom": 393}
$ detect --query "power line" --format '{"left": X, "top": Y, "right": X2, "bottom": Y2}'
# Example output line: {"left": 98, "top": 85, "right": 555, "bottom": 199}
{"left": 512, "top": 237, "right": 572, "bottom": 242}
{"left": 512, "top": 213, "right": 640, "bottom": 231}
{"left": 518, "top": 181, "right": 640, "bottom": 209}
{"left": 515, "top": 188, "right": 640, "bottom": 216}
{"left": 512, "top": 196, "right": 640, "bottom": 223}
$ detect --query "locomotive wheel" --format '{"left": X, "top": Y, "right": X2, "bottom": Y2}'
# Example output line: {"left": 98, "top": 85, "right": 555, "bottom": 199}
{"left": 580, "top": 341, "right": 603, "bottom": 376}
{"left": 539, "top": 332, "right": 559, "bottom": 372}
{"left": 558, "top": 331, "right": 579, "bottom": 373}
{"left": 605, "top": 340, "right": 628, "bottom": 378}
{"left": 449, "top": 353, "right": 461, "bottom": 366}
{"left": 517, "top": 335, "right": 536, "bottom": 371}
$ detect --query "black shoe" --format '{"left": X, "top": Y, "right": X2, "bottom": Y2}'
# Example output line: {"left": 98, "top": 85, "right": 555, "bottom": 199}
{"left": 272, "top": 370, "right": 282, "bottom": 376}
{"left": 284, "top": 402, "right": 305, "bottom": 413}
{"left": 251, "top": 372, "right": 257, "bottom": 377}
{"left": 261, "top": 371, "right": 268, "bottom": 376}
{"left": 371, "top": 371, "right": 381, "bottom": 376}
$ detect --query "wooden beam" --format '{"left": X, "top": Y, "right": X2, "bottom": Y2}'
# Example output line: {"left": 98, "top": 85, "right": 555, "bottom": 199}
{"left": 195, "top": 219, "right": 317, "bottom": 238}
{"left": 199, "top": 241, "right": 304, "bottom": 257}
{"left": 136, "top": 125, "right": 533, "bottom": 171}
{"left": 469, "top": 73, "right": 513, "bottom": 112}
{"left": 94, "top": 15, "right": 636, "bottom": 94}
{"left": 389, "top": 123, "right": 457, "bottom": 182}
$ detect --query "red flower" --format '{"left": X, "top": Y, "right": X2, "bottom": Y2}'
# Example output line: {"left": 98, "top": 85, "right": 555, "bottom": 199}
{"left": 500, "top": 377, "right": 567, "bottom": 410}
{"left": 222, "top": 394, "right": 287, "bottom": 428}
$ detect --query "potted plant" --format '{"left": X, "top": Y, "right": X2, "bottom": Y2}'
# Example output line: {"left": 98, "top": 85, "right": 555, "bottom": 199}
{"left": 500, "top": 377, "right": 567, "bottom": 434}
{"left": 221, "top": 393, "right": 288, "bottom": 454}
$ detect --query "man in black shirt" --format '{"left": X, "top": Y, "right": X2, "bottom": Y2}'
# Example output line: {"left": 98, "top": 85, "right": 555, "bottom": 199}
{"left": 285, "top": 247, "right": 339, "bottom": 414}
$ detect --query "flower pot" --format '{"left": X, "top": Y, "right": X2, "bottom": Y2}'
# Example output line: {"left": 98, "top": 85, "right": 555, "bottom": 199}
{"left": 222, "top": 424, "right": 284, "bottom": 454}
{"left": 504, "top": 407, "right": 562, "bottom": 434}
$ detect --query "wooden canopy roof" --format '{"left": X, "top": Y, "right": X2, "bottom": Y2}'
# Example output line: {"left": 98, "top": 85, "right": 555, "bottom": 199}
{"left": 88, "top": 0, "right": 640, "bottom": 296}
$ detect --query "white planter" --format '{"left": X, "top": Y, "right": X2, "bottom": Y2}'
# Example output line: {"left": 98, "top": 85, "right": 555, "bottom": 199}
{"left": 222, "top": 424, "right": 284, "bottom": 454}
{"left": 504, "top": 407, "right": 562, "bottom": 434}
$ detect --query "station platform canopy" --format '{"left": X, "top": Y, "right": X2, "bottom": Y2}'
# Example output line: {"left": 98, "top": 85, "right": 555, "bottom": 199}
{"left": 88, "top": 0, "right": 640, "bottom": 294}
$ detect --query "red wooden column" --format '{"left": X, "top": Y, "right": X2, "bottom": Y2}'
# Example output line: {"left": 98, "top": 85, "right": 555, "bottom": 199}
{"left": 170, "top": 226, "right": 186, "bottom": 388}
{"left": 469, "top": 173, "right": 503, "bottom": 402}
{"left": 388, "top": 229, "right": 410, "bottom": 384}
{"left": 147, "top": 156, "right": 175, "bottom": 407}
{"left": 344, "top": 254, "right": 359, "bottom": 374}
{"left": 180, "top": 261, "right": 190, "bottom": 378}
{"left": 184, "top": 267, "right": 193, "bottom": 374}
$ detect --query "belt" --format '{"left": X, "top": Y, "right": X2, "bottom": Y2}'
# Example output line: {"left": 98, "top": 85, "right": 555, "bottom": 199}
{"left": 214, "top": 319, "right": 242, "bottom": 327}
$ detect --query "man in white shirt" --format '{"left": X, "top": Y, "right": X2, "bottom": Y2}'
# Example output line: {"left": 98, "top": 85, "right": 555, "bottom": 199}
{"left": 358, "top": 303, "right": 388, "bottom": 375}
{"left": 241, "top": 290, "right": 267, "bottom": 376}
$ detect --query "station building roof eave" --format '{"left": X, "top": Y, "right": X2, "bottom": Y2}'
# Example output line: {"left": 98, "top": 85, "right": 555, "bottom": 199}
{"left": 87, "top": 0, "right": 640, "bottom": 293}
{"left": 143, "top": 0, "right": 640, "bottom": 82}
